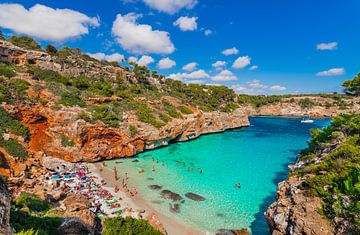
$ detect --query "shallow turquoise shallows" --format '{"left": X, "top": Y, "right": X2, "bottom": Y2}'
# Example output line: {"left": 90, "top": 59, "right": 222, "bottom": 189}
{"left": 107, "top": 116, "right": 330, "bottom": 234}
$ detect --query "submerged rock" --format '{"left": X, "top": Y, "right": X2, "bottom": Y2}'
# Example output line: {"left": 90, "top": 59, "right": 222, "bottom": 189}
{"left": 160, "top": 190, "right": 183, "bottom": 201}
{"left": 147, "top": 177, "right": 154, "bottom": 181}
{"left": 185, "top": 192, "right": 206, "bottom": 201}
{"left": 132, "top": 159, "right": 139, "bottom": 162}
{"left": 148, "top": 185, "right": 162, "bottom": 190}
{"left": 169, "top": 203, "right": 180, "bottom": 213}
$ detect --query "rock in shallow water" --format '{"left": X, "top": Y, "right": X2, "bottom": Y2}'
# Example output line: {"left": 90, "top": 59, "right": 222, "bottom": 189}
{"left": 148, "top": 185, "right": 162, "bottom": 190}
{"left": 185, "top": 192, "right": 206, "bottom": 201}
{"left": 215, "top": 228, "right": 251, "bottom": 235}
{"left": 160, "top": 190, "right": 183, "bottom": 201}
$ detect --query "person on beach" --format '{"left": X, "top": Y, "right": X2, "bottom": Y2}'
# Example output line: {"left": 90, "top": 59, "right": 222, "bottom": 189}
{"left": 113, "top": 167, "right": 117, "bottom": 181}
{"left": 152, "top": 165, "right": 155, "bottom": 171}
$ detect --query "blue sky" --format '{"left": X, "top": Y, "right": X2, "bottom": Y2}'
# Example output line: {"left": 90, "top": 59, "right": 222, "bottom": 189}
{"left": 0, "top": 0, "right": 359, "bottom": 94}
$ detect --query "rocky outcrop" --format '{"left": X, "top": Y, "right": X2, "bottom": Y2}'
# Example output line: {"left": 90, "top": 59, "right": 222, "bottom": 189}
{"left": 248, "top": 96, "right": 360, "bottom": 117}
{"left": 0, "top": 180, "right": 10, "bottom": 235}
{"left": 265, "top": 176, "right": 335, "bottom": 235}
{"left": 58, "top": 217, "right": 95, "bottom": 235}
{"left": 62, "top": 194, "right": 98, "bottom": 230}
{"left": 265, "top": 158, "right": 336, "bottom": 235}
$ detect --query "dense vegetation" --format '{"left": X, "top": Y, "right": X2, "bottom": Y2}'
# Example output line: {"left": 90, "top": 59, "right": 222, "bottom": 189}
{"left": 0, "top": 108, "right": 28, "bottom": 158}
{"left": 164, "top": 79, "right": 239, "bottom": 112}
{"left": 7, "top": 36, "right": 42, "bottom": 51}
{"left": 297, "top": 114, "right": 360, "bottom": 232}
{"left": 10, "top": 193, "right": 63, "bottom": 235}
{"left": 102, "top": 217, "right": 162, "bottom": 235}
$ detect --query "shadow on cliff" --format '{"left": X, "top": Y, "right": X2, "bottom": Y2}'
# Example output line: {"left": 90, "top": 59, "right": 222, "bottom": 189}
{"left": 249, "top": 150, "right": 301, "bottom": 235}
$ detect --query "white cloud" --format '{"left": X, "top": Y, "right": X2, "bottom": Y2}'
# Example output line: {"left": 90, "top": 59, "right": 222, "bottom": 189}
{"left": 247, "top": 80, "right": 267, "bottom": 89}
{"left": 232, "top": 56, "right": 251, "bottom": 69}
{"left": 204, "top": 29, "right": 212, "bottom": 36}
{"left": 128, "top": 56, "right": 138, "bottom": 63}
{"left": 186, "top": 79, "right": 205, "bottom": 84}
{"left": 169, "top": 69, "right": 209, "bottom": 80}
{"left": 317, "top": 42, "right": 338, "bottom": 50}
{"left": 212, "top": 60, "right": 227, "bottom": 69}
{"left": 87, "top": 52, "right": 125, "bottom": 62}
{"left": 222, "top": 47, "right": 238, "bottom": 56}
{"left": 211, "top": 70, "right": 237, "bottom": 82}
{"left": 173, "top": 16, "right": 198, "bottom": 31}
{"left": 0, "top": 3, "right": 99, "bottom": 42}
{"left": 158, "top": 57, "right": 176, "bottom": 69}
{"left": 249, "top": 65, "right": 258, "bottom": 70}
{"left": 182, "top": 62, "right": 198, "bottom": 71}
{"left": 112, "top": 13, "right": 175, "bottom": 55}
{"left": 137, "top": 55, "right": 155, "bottom": 66}
{"left": 230, "top": 85, "right": 250, "bottom": 94}
{"left": 316, "top": 68, "right": 345, "bottom": 76}
{"left": 270, "top": 85, "right": 286, "bottom": 91}
{"left": 142, "top": 0, "right": 198, "bottom": 14}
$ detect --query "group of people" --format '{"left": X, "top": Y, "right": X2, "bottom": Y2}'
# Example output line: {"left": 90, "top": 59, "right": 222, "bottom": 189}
{"left": 39, "top": 162, "right": 142, "bottom": 219}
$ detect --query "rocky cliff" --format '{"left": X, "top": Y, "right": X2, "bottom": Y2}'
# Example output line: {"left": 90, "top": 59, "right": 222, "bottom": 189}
{"left": 265, "top": 114, "right": 360, "bottom": 235}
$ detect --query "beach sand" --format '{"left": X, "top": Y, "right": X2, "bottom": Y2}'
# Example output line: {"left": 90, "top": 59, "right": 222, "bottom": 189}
{"left": 90, "top": 162, "right": 205, "bottom": 235}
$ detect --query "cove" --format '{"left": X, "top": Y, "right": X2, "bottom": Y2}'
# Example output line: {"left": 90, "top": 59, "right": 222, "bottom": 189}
{"left": 106, "top": 116, "right": 330, "bottom": 234}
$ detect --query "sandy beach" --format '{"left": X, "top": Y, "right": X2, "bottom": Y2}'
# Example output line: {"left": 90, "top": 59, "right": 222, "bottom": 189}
{"left": 90, "top": 162, "right": 205, "bottom": 235}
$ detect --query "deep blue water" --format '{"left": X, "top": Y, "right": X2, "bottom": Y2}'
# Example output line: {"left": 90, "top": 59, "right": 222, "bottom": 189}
{"left": 107, "top": 116, "right": 330, "bottom": 234}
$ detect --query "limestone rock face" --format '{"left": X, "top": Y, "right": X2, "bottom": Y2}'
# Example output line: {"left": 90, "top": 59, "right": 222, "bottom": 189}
{"left": 63, "top": 194, "right": 97, "bottom": 230}
{"left": 265, "top": 175, "right": 335, "bottom": 235}
{"left": 6, "top": 105, "right": 249, "bottom": 163}
{"left": 0, "top": 180, "right": 10, "bottom": 234}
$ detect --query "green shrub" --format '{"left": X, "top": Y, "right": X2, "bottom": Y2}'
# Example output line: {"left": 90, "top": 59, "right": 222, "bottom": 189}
{"left": 162, "top": 100, "right": 181, "bottom": 118}
{"left": 60, "top": 135, "right": 75, "bottom": 147}
{"left": 0, "top": 63, "right": 16, "bottom": 78}
{"left": 45, "top": 44, "right": 57, "bottom": 55}
{"left": 0, "top": 107, "right": 28, "bottom": 139}
{"left": 159, "top": 113, "right": 171, "bottom": 123}
{"left": 11, "top": 193, "right": 62, "bottom": 235}
{"left": 14, "top": 193, "right": 50, "bottom": 212}
{"left": 178, "top": 105, "right": 193, "bottom": 114}
{"left": 298, "top": 98, "right": 316, "bottom": 109}
{"left": 129, "top": 125, "right": 138, "bottom": 137}
{"left": 132, "top": 101, "right": 164, "bottom": 128}
{"left": 77, "top": 111, "right": 92, "bottom": 122}
{"left": 28, "top": 67, "right": 71, "bottom": 85}
{"left": 8, "top": 36, "right": 42, "bottom": 50}
{"left": 89, "top": 105, "right": 120, "bottom": 127}
{"left": 0, "top": 139, "right": 27, "bottom": 159}
{"left": 59, "top": 91, "right": 85, "bottom": 107}
{"left": 102, "top": 217, "right": 162, "bottom": 235}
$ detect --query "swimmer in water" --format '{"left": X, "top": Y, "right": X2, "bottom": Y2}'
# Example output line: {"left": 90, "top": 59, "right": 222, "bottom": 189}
{"left": 234, "top": 183, "right": 241, "bottom": 188}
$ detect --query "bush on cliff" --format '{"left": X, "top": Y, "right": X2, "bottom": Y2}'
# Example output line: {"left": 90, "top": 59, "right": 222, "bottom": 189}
{"left": 102, "top": 217, "right": 162, "bottom": 235}
{"left": 8, "top": 36, "right": 42, "bottom": 51}
{"left": 343, "top": 73, "right": 360, "bottom": 95}
{"left": 0, "top": 63, "right": 16, "bottom": 78}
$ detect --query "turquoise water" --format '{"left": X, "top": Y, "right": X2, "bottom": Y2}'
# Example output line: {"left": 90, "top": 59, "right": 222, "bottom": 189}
{"left": 107, "top": 116, "right": 330, "bottom": 234}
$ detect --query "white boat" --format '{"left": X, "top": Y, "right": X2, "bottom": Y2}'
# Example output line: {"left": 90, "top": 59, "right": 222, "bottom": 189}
{"left": 301, "top": 117, "right": 314, "bottom": 123}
